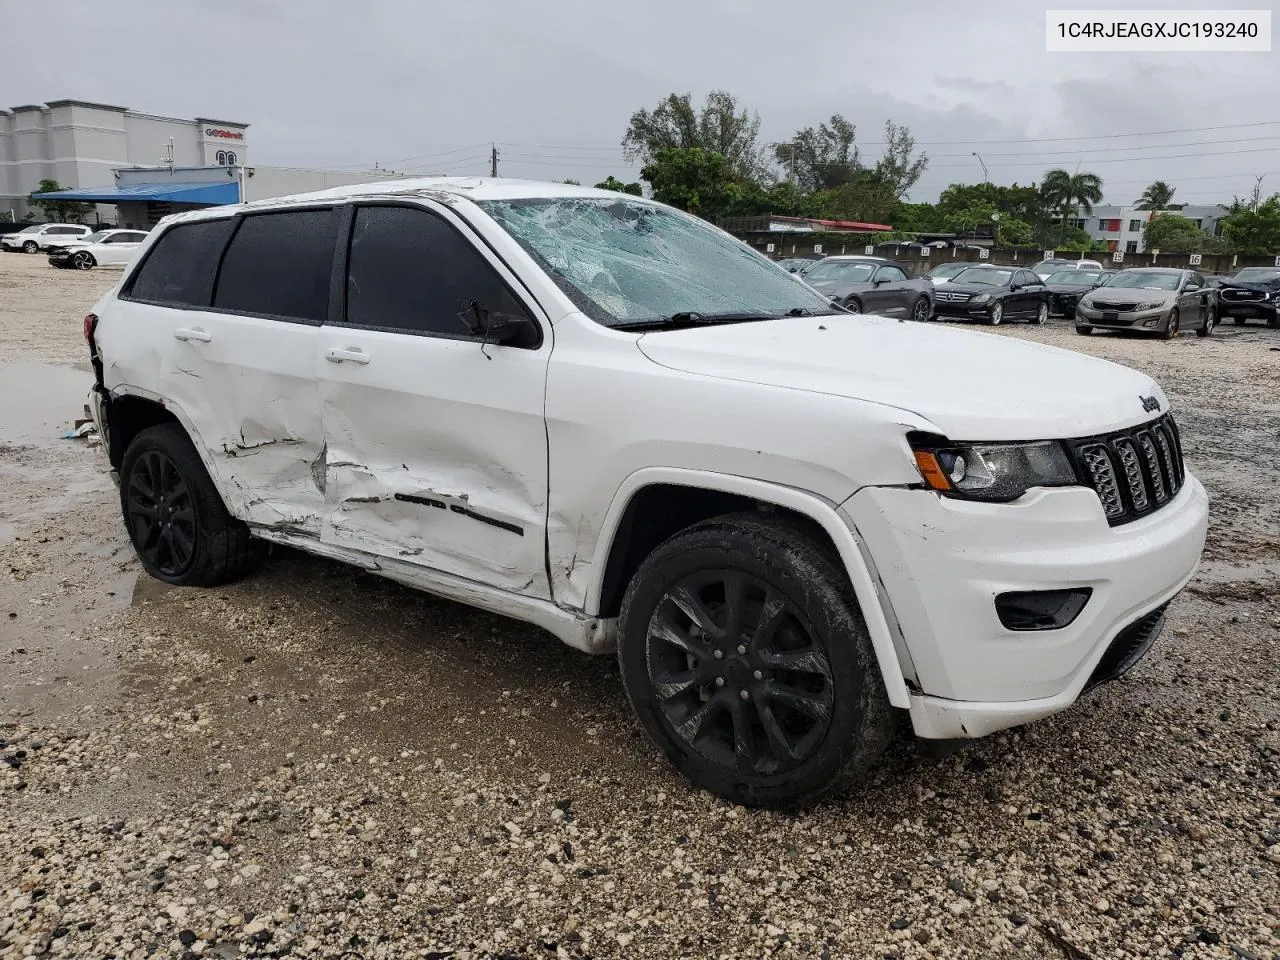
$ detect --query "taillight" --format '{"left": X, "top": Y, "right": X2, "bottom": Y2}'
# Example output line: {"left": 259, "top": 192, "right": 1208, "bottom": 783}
{"left": 83, "top": 313, "right": 98, "bottom": 342}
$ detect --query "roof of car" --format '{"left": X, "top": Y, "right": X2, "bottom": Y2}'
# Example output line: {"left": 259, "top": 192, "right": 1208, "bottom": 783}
{"left": 1115, "top": 266, "right": 1185, "bottom": 275}
{"left": 163, "top": 177, "right": 650, "bottom": 227}
{"left": 813, "top": 255, "right": 894, "bottom": 265}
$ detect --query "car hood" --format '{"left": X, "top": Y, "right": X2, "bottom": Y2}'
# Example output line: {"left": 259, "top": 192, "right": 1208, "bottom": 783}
{"left": 1221, "top": 277, "right": 1280, "bottom": 293}
{"left": 806, "top": 278, "right": 867, "bottom": 296}
{"left": 933, "top": 281, "right": 1008, "bottom": 296}
{"left": 636, "top": 314, "right": 1165, "bottom": 441}
{"left": 1087, "top": 289, "right": 1177, "bottom": 306}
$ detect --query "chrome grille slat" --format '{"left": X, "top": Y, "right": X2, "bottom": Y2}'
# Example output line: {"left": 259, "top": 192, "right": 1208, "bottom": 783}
{"left": 1069, "top": 413, "right": 1184, "bottom": 526}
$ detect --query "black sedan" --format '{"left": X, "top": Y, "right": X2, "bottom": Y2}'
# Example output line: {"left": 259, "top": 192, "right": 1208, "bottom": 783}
{"left": 930, "top": 265, "right": 1050, "bottom": 326}
{"left": 1042, "top": 268, "right": 1114, "bottom": 317}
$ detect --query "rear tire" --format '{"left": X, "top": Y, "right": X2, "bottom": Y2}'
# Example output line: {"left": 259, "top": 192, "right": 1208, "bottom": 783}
{"left": 617, "top": 513, "right": 894, "bottom": 809}
{"left": 1033, "top": 301, "right": 1049, "bottom": 325}
{"left": 120, "top": 424, "right": 261, "bottom": 587}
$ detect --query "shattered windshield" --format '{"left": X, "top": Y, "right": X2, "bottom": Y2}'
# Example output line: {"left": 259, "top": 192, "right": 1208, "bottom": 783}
{"left": 476, "top": 197, "right": 834, "bottom": 327}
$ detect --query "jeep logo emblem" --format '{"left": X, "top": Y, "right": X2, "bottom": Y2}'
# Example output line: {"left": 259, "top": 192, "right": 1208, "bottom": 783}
{"left": 1140, "top": 395, "right": 1160, "bottom": 413}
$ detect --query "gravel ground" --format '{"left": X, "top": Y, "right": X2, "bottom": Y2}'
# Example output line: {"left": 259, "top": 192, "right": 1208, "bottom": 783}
{"left": 1, "top": 251, "right": 1277, "bottom": 959}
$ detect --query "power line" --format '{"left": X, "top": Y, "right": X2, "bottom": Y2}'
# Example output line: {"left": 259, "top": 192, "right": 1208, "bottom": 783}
{"left": 926, "top": 145, "right": 1280, "bottom": 169}
{"left": 928, "top": 134, "right": 1280, "bottom": 161}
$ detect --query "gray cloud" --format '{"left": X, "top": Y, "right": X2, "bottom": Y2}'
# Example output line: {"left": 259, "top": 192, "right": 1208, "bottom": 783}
{"left": 2, "top": 0, "right": 1275, "bottom": 203}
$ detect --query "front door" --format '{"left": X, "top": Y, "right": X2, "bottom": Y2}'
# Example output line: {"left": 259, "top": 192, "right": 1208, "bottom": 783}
{"left": 869, "top": 264, "right": 911, "bottom": 316}
{"left": 316, "top": 201, "right": 552, "bottom": 598}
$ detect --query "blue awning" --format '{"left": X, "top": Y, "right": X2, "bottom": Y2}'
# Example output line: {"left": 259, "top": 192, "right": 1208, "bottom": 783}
{"left": 30, "top": 181, "right": 239, "bottom": 205}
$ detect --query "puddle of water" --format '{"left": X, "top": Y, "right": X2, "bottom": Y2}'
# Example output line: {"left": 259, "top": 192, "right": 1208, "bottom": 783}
{"left": 0, "top": 359, "right": 94, "bottom": 444}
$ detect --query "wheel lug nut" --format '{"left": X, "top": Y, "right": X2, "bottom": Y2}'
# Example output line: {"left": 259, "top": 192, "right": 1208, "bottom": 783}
{"left": 713, "top": 650, "right": 723, "bottom": 660}
{"left": 715, "top": 677, "right": 725, "bottom": 688}
{"left": 739, "top": 690, "right": 750, "bottom": 701}
{"left": 736, "top": 645, "right": 747, "bottom": 655}
{"left": 753, "top": 670, "right": 763, "bottom": 681}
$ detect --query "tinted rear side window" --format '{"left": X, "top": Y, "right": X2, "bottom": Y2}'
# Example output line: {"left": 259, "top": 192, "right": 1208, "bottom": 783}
{"left": 126, "top": 219, "right": 234, "bottom": 307}
{"left": 344, "top": 205, "right": 528, "bottom": 337}
{"left": 213, "top": 209, "right": 338, "bottom": 323}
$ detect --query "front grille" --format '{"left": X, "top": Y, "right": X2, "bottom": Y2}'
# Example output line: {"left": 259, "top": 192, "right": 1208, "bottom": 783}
{"left": 1220, "top": 288, "right": 1264, "bottom": 303}
{"left": 1067, "top": 413, "right": 1185, "bottom": 525}
{"left": 935, "top": 290, "right": 971, "bottom": 302}
{"left": 1094, "top": 301, "right": 1139, "bottom": 312}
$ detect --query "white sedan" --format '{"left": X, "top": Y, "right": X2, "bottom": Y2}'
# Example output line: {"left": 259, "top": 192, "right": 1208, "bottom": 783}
{"left": 46, "top": 229, "right": 149, "bottom": 270}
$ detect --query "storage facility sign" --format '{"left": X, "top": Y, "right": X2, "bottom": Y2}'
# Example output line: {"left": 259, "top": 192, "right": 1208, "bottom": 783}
{"left": 205, "top": 128, "right": 245, "bottom": 140}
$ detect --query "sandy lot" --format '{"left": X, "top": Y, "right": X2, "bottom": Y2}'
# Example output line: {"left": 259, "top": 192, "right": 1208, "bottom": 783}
{"left": 1, "top": 250, "right": 1277, "bottom": 960}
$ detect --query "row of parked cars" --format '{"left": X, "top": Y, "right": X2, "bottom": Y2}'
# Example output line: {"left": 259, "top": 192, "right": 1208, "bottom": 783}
{"left": 779, "top": 252, "right": 1280, "bottom": 335}
{"left": 0, "top": 223, "right": 149, "bottom": 269}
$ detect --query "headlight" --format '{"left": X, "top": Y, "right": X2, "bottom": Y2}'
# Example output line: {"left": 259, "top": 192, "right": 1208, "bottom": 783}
{"left": 909, "top": 436, "right": 1077, "bottom": 502}
{"left": 970, "top": 293, "right": 991, "bottom": 305}
{"left": 1135, "top": 300, "right": 1165, "bottom": 311}
{"left": 1080, "top": 297, "right": 1094, "bottom": 309}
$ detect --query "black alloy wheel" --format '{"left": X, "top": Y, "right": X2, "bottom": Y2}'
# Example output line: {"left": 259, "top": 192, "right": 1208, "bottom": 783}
{"left": 617, "top": 515, "right": 894, "bottom": 808}
{"left": 645, "top": 568, "right": 835, "bottom": 777}
{"left": 125, "top": 448, "right": 198, "bottom": 579}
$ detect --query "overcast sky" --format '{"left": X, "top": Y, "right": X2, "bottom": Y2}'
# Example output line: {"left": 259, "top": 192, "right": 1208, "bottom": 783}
{"left": 4, "top": 0, "right": 1277, "bottom": 206}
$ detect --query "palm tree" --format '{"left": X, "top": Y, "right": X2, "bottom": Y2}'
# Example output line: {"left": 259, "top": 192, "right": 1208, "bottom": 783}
{"left": 1041, "top": 168, "right": 1104, "bottom": 244}
{"left": 1136, "top": 180, "right": 1176, "bottom": 211}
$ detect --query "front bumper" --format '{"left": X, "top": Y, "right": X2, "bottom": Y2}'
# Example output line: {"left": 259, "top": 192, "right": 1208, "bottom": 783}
{"left": 933, "top": 301, "right": 996, "bottom": 321}
{"left": 1218, "top": 299, "right": 1276, "bottom": 321}
{"left": 1075, "top": 302, "right": 1169, "bottom": 331}
{"left": 842, "top": 476, "right": 1208, "bottom": 738}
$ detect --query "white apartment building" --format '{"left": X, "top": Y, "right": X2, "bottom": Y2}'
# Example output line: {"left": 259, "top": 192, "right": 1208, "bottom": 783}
{"left": 1079, "top": 204, "right": 1229, "bottom": 254}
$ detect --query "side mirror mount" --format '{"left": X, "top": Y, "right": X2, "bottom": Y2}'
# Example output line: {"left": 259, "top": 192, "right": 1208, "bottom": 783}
{"left": 458, "top": 300, "right": 536, "bottom": 347}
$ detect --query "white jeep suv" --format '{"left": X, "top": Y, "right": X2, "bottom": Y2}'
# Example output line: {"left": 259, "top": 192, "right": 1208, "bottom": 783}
{"left": 84, "top": 179, "right": 1208, "bottom": 807}
{"left": 1, "top": 222, "right": 92, "bottom": 252}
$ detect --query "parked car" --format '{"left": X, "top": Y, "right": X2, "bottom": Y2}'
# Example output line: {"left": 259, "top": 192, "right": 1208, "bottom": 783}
{"left": 1043, "top": 269, "right": 1114, "bottom": 317}
{"left": 925, "top": 262, "right": 995, "bottom": 286}
{"left": 802, "top": 255, "right": 934, "bottom": 321}
{"left": 46, "top": 229, "right": 149, "bottom": 270}
{"left": 1214, "top": 266, "right": 1280, "bottom": 328}
{"left": 1075, "top": 268, "right": 1217, "bottom": 338}
{"left": 84, "top": 179, "right": 1207, "bottom": 808}
{"left": 930, "top": 265, "right": 1050, "bottom": 325}
{"left": 1031, "top": 258, "right": 1102, "bottom": 280}
{"left": 0, "top": 222, "right": 93, "bottom": 253}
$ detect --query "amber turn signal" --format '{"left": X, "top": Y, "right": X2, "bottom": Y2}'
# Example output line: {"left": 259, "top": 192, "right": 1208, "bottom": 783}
{"left": 913, "top": 450, "right": 953, "bottom": 491}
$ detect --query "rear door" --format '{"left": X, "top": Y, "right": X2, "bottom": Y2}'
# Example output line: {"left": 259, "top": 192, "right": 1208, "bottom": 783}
{"left": 315, "top": 200, "right": 552, "bottom": 597}
{"left": 119, "top": 209, "right": 334, "bottom": 534}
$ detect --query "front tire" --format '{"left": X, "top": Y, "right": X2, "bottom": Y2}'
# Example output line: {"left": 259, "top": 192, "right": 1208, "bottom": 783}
{"left": 72, "top": 251, "right": 95, "bottom": 270}
{"left": 909, "top": 296, "right": 930, "bottom": 323}
{"left": 1075, "top": 325, "right": 1093, "bottom": 335}
{"left": 843, "top": 297, "right": 862, "bottom": 314}
{"left": 1196, "top": 309, "right": 1215, "bottom": 337}
{"left": 120, "top": 424, "right": 261, "bottom": 587}
{"left": 617, "top": 514, "right": 894, "bottom": 809}
{"left": 988, "top": 302, "right": 1003, "bottom": 325}
{"left": 23, "top": 240, "right": 38, "bottom": 254}
{"left": 1163, "top": 308, "right": 1180, "bottom": 340}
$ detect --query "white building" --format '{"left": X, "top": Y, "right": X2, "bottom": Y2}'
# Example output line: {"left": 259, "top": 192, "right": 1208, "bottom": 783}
{"left": 0, "top": 99, "right": 249, "bottom": 220}
{"left": 1079, "top": 204, "right": 1229, "bottom": 254}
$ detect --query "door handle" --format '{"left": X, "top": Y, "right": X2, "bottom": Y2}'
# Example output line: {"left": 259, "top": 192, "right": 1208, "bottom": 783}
{"left": 173, "top": 327, "right": 212, "bottom": 343}
{"left": 325, "top": 347, "right": 371, "bottom": 365}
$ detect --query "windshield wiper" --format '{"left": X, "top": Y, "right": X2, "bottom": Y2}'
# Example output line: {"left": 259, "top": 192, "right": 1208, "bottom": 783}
{"left": 614, "top": 311, "right": 776, "bottom": 331}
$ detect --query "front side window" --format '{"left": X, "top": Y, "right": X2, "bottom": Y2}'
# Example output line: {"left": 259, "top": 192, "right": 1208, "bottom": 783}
{"left": 126, "top": 218, "right": 235, "bottom": 307}
{"left": 213, "top": 209, "right": 337, "bottom": 323}
{"left": 477, "top": 196, "right": 833, "bottom": 327}
{"left": 875, "top": 265, "right": 908, "bottom": 283}
{"left": 345, "top": 205, "right": 529, "bottom": 339}
{"left": 1017, "top": 271, "right": 1040, "bottom": 286}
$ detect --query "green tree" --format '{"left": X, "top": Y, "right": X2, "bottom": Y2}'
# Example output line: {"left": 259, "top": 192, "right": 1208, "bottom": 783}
{"left": 561, "top": 178, "right": 581, "bottom": 185}
{"left": 1135, "top": 180, "right": 1176, "bottom": 211}
{"left": 29, "top": 179, "right": 94, "bottom": 224}
{"left": 775, "top": 114, "right": 859, "bottom": 191}
{"left": 871, "top": 121, "right": 929, "bottom": 200}
{"left": 995, "top": 217, "right": 1034, "bottom": 247}
{"left": 1142, "top": 213, "right": 1211, "bottom": 252}
{"left": 622, "top": 91, "right": 766, "bottom": 181}
{"left": 1219, "top": 194, "right": 1280, "bottom": 253}
{"left": 1040, "top": 169, "right": 1104, "bottom": 244}
{"left": 812, "top": 169, "right": 897, "bottom": 224}
{"left": 640, "top": 147, "right": 737, "bottom": 218}
{"left": 594, "top": 176, "right": 643, "bottom": 196}
{"left": 887, "top": 201, "right": 942, "bottom": 233}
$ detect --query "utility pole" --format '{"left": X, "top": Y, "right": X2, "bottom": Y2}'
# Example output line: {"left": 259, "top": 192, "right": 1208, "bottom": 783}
{"left": 490, "top": 144, "right": 500, "bottom": 178}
